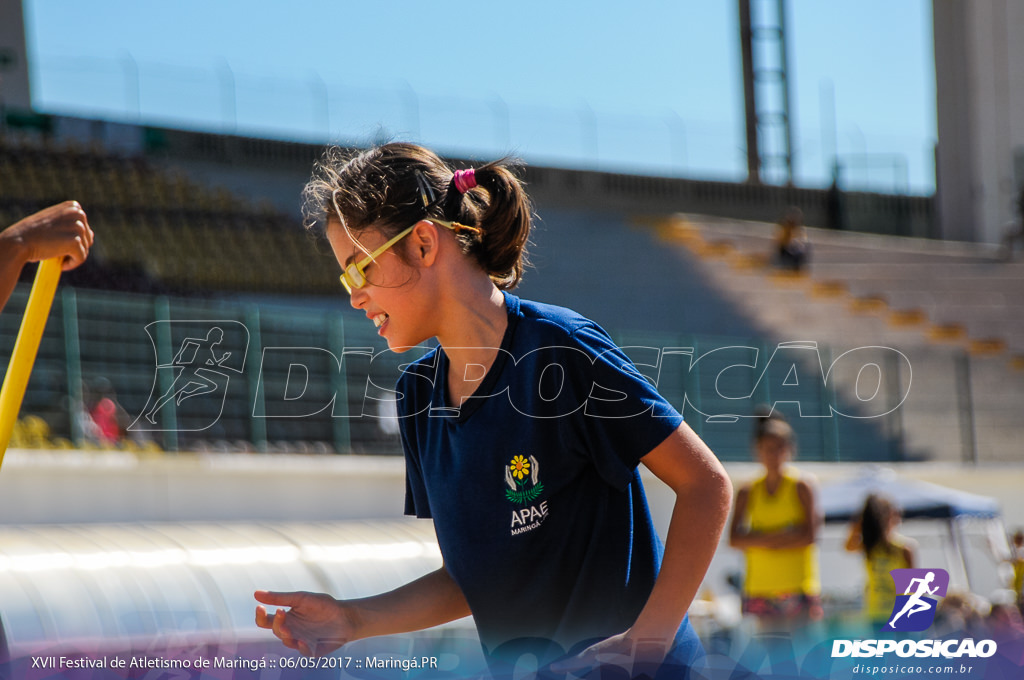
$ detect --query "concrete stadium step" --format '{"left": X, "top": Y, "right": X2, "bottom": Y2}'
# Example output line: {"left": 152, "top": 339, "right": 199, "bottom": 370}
{"left": 520, "top": 206, "right": 767, "bottom": 340}
{"left": 656, "top": 213, "right": 1024, "bottom": 464}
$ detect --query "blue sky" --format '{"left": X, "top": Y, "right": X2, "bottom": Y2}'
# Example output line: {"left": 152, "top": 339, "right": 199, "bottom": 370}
{"left": 24, "top": 0, "right": 935, "bottom": 194}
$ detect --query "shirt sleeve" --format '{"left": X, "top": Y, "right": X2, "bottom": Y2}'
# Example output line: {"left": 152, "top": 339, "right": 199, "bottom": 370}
{"left": 568, "top": 323, "right": 683, "bottom": 490}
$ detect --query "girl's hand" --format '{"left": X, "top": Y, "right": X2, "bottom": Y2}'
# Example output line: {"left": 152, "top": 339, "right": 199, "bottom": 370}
{"left": 1, "top": 201, "right": 93, "bottom": 270}
{"left": 254, "top": 590, "right": 359, "bottom": 657}
{"left": 549, "top": 630, "right": 669, "bottom": 677}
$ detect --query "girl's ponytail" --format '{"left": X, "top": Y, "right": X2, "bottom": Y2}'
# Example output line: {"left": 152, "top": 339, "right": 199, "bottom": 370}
{"left": 445, "top": 160, "right": 532, "bottom": 290}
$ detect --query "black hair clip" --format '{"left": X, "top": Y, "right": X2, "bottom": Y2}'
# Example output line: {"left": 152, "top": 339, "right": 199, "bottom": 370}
{"left": 414, "top": 170, "right": 438, "bottom": 212}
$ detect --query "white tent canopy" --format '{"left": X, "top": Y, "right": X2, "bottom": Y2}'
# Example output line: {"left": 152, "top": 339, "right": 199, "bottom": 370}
{"left": 820, "top": 466, "right": 1001, "bottom": 522}
{"left": 819, "top": 466, "right": 1006, "bottom": 594}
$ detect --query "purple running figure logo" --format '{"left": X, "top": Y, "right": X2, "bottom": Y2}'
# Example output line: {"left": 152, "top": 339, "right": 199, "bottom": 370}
{"left": 885, "top": 568, "right": 949, "bottom": 632}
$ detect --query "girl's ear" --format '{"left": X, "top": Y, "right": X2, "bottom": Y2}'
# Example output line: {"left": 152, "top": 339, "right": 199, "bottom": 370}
{"left": 409, "top": 220, "right": 441, "bottom": 267}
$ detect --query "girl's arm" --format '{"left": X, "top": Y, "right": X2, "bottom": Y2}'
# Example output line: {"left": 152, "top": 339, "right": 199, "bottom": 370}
{"left": 728, "top": 485, "right": 769, "bottom": 549}
{"left": 556, "top": 421, "right": 731, "bottom": 671}
{"left": 728, "top": 482, "right": 791, "bottom": 550}
{"left": 746, "top": 478, "right": 821, "bottom": 550}
{"left": 845, "top": 518, "right": 863, "bottom": 553}
{"left": 633, "top": 422, "right": 732, "bottom": 644}
{"left": 255, "top": 565, "right": 471, "bottom": 657}
{"left": 728, "top": 478, "right": 820, "bottom": 551}
{"left": 0, "top": 202, "right": 92, "bottom": 313}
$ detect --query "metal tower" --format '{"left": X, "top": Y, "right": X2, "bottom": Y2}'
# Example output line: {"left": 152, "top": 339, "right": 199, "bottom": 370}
{"left": 739, "top": 0, "right": 795, "bottom": 185}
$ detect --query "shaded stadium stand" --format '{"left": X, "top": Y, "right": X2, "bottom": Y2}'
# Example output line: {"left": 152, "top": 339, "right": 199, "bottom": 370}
{"left": 0, "top": 137, "right": 339, "bottom": 296}
{"left": 655, "top": 214, "right": 1024, "bottom": 464}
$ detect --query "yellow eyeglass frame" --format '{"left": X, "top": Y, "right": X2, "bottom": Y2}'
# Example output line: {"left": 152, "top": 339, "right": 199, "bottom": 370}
{"left": 338, "top": 219, "right": 478, "bottom": 294}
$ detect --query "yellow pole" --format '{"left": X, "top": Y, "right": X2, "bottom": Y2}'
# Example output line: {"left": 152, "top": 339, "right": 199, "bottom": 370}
{"left": 0, "top": 258, "right": 63, "bottom": 467}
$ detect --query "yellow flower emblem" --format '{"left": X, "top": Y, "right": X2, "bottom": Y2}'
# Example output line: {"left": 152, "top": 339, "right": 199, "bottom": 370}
{"left": 510, "top": 455, "right": 531, "bottom": 480}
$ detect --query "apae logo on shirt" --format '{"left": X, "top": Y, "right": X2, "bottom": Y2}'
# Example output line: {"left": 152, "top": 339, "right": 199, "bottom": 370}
{"left": 505, "top": 455, "right": 549, "bottom": 536}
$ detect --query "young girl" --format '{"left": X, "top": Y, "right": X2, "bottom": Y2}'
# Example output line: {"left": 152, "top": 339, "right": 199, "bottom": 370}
{"left": 253, "top": 143, "right": 732, "bottom": 677}
{"left": 845, "top": 493, "right": 916, "bottom": 626}
{"left": 729, "top": 415, "right": 822, "bottom": 631}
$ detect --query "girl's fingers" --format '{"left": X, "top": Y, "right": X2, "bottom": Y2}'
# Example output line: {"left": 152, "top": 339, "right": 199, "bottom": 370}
{"left": 255, "top": 590, "right": 301, "bottom": 607}
{"left": 62, "top": 236, "right": 88, "bottom": 270}
{"left": 77, "top": 211, "right": 94, "bottom": 248}
{"left": 254, "top": 605, "right": 273, "bottom": 629}
{"left": 272, "top": 608, "right": 295, "bottom": 648}
{"left": 253, "top": 591, "right": 319, "bottom": 656}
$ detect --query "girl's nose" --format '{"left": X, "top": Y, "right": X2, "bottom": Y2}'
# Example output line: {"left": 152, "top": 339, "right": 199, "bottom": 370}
{"left": 348, "top": 286, "right": 369, "bottom": 310}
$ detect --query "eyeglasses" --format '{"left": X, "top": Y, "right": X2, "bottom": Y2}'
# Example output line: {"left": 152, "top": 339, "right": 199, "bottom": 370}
{"left": 338, "top": 219, "right": 482, "bottom": 293}
{"left": 332, "top": 180, "right": 478, "bottom": 294}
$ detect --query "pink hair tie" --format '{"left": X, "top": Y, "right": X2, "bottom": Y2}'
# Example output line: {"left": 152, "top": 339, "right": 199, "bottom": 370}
{"left": 453, "top": 169, "right": 477, "bottom": 194}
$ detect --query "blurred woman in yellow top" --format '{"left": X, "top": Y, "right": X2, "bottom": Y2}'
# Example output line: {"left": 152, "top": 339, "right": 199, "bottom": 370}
{"left": 729, "top": 415, "right": 822, "bottom": 630}
{"left": 845, "top": 494, "right": 916, "bottom": 626}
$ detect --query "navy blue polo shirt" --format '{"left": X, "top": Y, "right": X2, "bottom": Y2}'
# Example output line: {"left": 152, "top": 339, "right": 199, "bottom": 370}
{"left": 397, "top": 293, "right": 702, "bottom": 671}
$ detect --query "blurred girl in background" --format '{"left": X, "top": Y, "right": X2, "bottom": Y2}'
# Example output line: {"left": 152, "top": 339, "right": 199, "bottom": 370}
{"left": 845, "top": 493, "right": 916, "bottom": 626}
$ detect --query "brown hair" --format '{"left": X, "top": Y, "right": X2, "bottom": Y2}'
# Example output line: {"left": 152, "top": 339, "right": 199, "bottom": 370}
{"left": 752, "top": 405, "right": 795, "bottom": 445}
{"left": 859, "top": 493, "right": 898, "bottom": 557}
{"left": 303, "top": 142, "right": 532, "bottom": 290}
{"left": 758, "top": 418, "right": 794, "bottom": 444}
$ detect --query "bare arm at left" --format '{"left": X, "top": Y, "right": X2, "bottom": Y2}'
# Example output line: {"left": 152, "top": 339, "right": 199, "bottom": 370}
{"left": 0, "top": 202, "right": 93, "bottom": 313}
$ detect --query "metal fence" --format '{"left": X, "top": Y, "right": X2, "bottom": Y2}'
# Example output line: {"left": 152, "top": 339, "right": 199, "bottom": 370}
{"left": 30, "top": 54, "right": 931, "bottom": 195}
{"left": 3, "top": 282, "right": 993, "bottom": 463}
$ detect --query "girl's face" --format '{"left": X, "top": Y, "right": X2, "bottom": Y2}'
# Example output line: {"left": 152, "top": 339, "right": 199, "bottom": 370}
{"left": 755, "top": 433, "right": 791, "bottom": 472}
{"left": 325, "top": 219, "right": 433, "bottom": 351}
